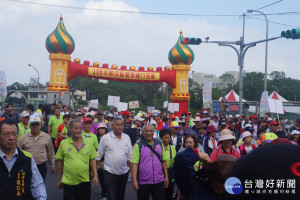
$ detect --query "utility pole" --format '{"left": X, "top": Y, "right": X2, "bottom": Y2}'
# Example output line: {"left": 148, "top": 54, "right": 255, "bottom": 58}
{"left": 203, "top": 14, "right": 281, "bottom": 115}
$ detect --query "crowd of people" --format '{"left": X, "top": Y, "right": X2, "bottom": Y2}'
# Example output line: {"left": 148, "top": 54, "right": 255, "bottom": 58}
{"left": 0, "top": 102, "right": 300, "bottom": 200}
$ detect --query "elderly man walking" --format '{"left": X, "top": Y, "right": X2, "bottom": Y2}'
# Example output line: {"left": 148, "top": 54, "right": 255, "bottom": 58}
{"left": 56, "top": 119, "right": 98, "bottom": 200}
{"left": 96, "top": 117, "right": 132, "bottom": 200}
{"left": 131, "top": 124, "right": 169, "bottom": 200}
{"left": 18, "top": 117, "right": 55, "bottom": 181}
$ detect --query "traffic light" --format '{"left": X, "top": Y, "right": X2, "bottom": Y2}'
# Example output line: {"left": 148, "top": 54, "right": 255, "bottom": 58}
{"left": 281, "top": 28, "right": 300, "bottom": 39}
{"left": 182, "top": 37, "right": 202, "bottom": 45}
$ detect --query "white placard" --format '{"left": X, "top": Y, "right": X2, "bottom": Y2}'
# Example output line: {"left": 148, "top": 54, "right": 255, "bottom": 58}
{"left": 129, "top": 101, "right": 139, "bottom": 109}
{"left": 0, "top": 71, "right": 7, "bottom": 102}
{"left": 259, "top": 91, "right": 269, "bottom": 117}
{"left": 168, "top": 103, "right": 179, "bottom": 112}
{"left": 107, "top": 95, "right": 120, "bottom": 107}
{"left": 147, "top": 106, "right": 155, "bottom": 113}
{"left": 117, "top": 102, "right": 128, "bottom": 112}
{"left": 163, "top": 101, "right": 168, "bottom": 108}
{"left": 202, "top": 82, "right": 212, "bottom": 109}
{"left": 268, "top": 99, "right": 284, "bottom": 114}
{"left": 88, "top": 99, "right": 99, "bottom": 109}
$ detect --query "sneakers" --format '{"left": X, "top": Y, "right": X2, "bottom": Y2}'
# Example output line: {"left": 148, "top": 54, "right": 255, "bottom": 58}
{"left": 100, "top": 195, "right": 107, "bottom": 200}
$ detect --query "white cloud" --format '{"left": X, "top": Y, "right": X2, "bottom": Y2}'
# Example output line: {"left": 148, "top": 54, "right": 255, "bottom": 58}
{"left": 0, "top": 0, "right": 299, "bottom": 87}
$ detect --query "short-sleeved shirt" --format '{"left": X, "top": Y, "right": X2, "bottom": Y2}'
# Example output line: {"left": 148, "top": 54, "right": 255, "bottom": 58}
{"left": 17, "top": 122, "right": 31, "bottom": 141}
{"left": 48, "top": 115, "right": 63, "bottom": 138}
{"left": 55, "top": 136, "right": 98, "bottom": 185}
{"left": 131, "top": 141, "right": 167, "bottom": 164}
{"left": 82, "top": 131, "right": 99, "bottom": 150}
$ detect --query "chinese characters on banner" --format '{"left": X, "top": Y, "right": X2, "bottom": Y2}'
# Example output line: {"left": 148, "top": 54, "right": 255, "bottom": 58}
{"left": 88, "top": 67, "right": 160, "bottom": 81}
{"left": 243, "top": 179, "right": 296, "bottom": 195}
{"left": 259, "top": 91, "right": 269, "bottom": 117}
{"left": 129, "top": 101, "right": 139, "bottom": 109}
{"left": 0, "top": 71, "right": 7, "bottom": 102}
{"left": 202, "top": 82, "right": 212, "bottom": 109}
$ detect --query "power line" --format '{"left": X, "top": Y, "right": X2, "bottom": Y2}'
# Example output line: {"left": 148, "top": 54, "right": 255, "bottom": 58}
{"left": 5, "top": 0, "right": 299, "bottom": 27}
{"left": 5, "top": 0, "right": 239, "bottom": 17}
{"left": 249, "top": 16, "right": 296, "bottom": 28}
{"left": 255, "top": 0, "right": 283, "bottom": 11}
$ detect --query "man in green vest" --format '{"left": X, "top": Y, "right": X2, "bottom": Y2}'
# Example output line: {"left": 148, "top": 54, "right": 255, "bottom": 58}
{"left": 17, "top": 111, "right": 31, "bottom": 141}
{"left": 48, "top": 107, "right": 63, "bottom": 152}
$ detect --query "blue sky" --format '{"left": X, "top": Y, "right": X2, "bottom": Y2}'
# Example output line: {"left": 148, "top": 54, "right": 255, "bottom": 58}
{"left": 0, "top": 0, "right": 300, "bottom": 85}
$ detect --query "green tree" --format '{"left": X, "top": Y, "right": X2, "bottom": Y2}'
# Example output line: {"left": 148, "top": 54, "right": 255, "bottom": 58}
{"left": 7, "top": 82, "right": 28, "bottom": 91}
{"left": 219, "top": 73, "right": 235, "bottom": 89}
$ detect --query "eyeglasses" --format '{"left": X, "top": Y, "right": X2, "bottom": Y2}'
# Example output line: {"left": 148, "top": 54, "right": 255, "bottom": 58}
{"left": 1, "top": 132, "right": 18, "bottom": 138}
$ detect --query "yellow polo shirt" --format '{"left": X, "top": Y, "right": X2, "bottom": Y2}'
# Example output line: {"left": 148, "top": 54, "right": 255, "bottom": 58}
{"left": 55, "top": 136, "right": 98, "bottom": 185}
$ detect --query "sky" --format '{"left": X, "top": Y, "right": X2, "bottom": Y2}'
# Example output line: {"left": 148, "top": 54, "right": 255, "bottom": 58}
{"left": 1, "top": 0, "right": 300, "bottom": 85}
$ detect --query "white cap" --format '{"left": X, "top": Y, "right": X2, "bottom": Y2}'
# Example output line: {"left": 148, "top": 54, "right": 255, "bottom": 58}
{"left": 235, "top": 114, "right": 241, "bottom": 118}
{"left": 133, "top": 115, "right": 144, "bottom": 122}
{"left": 291, "top": 130, "right": 300, "bottom": 136}
{"left": 85, "top": 112, "right": 92, "bottom": 116}
{"left": 228, "top": 115, "right": 233, "bottom": 118}
{"left": 150, "top": 119, "right": 156, "bottom": 126}
{"left": 21, "top": 111, "right": 30, "bottom": 117}
{"left": 29, "top": 117, "right": 41, "bottom": 125}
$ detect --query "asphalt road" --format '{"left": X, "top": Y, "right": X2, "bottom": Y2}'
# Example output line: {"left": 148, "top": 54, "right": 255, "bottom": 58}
{"left": 45, "top": 163, "right": 137, "bottom": 200}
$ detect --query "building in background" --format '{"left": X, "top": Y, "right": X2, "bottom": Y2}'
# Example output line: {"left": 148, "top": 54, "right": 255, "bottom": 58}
{"left": 192, "top": 71, "right": 239, "bottom": 88}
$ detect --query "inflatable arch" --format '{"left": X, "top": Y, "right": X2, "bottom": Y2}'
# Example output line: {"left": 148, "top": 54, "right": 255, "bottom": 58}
{"left": 46, "top": 16, "right": 195, "bottom": 115}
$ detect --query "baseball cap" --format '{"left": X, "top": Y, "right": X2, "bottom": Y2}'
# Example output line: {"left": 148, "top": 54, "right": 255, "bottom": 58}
{"left": 235, "top": 114, "right": 241, "bottom": 118}
{"left": 133, "top": 115, "right": 144, "bottom": 122}
{"left": 169, "top": 114, "right": 176, "bottom": 119}
{"left": 85, "top": 112, "right": 92, "bottom": 117}
{"left": 107, "top": 113, "right": 114, "bottom": 118}
{"left": 170, "top": 121, "right": 180, "bottom": 128}
{"left": 251, "top": 115, "right": 257, "bottom": 119}
{"left": 76, "top": 112, "right": 83, "bottom": 116}
{"left": 187, "top": 112, "right": 192, "bottom": 115}
{"left": 152, "top": 112, "right": 159, "bottom": 117}
{"left": 228, "top": 115, "right": 233, "bottom": 118}
{"left": 291, "top": 130, "right": 300, "bottom": 136}
{"left": 131, "top": 111, "right": 135, "bottom": 114}
{"left": 269, "top": 121, "right": 279, "bottom": 126}
{"left": 21, "top": 111, "right": 30, "bottom": 117}
{"left": 296, "top": 119, "right": 300, "bottom": 123}
{"left": 262, "top": 132, "right": 278, "bottom": 143}
{"left": 97, "top": 122, "right": 107, "bottom": 129}
{"left": 121, "top": 110, "right": 130, "bottom": 117}
{"left": 29, "top": 117, "right": 41, "bottom": 125}
{"left": 219, "top": 120, "right": 227, "bottom": 128}
{"left": 82, "top": 117, "right": 92, "bottom": 124}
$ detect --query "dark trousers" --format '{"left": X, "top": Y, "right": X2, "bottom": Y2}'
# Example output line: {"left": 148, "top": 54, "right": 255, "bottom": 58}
{"left": 164, "top": 181, "right": 174, "bottom": 200}
{"left": 63, "top": 182, "right": 91, "bottom": 200}
{"left": 98, "top": 169, "right": 107, "bottom": 197}
{"left": 137, "top": 182, "right": 165, "bottom": 200}
{"left": 51, "top": 138, "right": 57, "bottom": 154}
{"left": 104, "top": 170, "right": 129, "bottom": 200}
{"left": 37, "top": 162, "right": 47, "bottom": 181}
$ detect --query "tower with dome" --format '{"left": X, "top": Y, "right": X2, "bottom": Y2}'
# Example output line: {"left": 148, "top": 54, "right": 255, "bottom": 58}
{"left": 46, "top": 15, "right": 75, "bottom": 92}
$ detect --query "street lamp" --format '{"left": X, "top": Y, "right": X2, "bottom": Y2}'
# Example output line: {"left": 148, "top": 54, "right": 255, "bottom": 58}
{"left": 188, "top": 71, "right": 195, "bottom": 112}
{"left": 28, "top": 64, "right": 40, "bottom": 107}
{"left": 247, "top": 9, "right": 269, "bottom": 92}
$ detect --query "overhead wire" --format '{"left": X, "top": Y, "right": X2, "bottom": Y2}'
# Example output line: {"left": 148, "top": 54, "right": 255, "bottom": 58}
{"left": 4, "top": 0, "right": 299, "bottom": 27}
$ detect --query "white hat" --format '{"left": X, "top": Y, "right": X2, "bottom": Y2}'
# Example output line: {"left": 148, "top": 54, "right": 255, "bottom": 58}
{"left": 291, "top": 130, "right": 300, "bottom": 136}
{"left": 150, "top": 119, "right": 156, "bottom": 126}
{"left": 21, "top": 111, "right": 30, "bottom": 117}
{"left": 235, "top": 114, "right": 241, "bottom": 118}
{"left": 29, "top": 117, "right": 41, "bottom": 125}
{"left": 85, "top": 112, "right": 92, "bottom": 116}
{"left": 241, "top": 131, "right": 252, "bottom": 140}
{"left": 228, "top": 115, "right": 233, "bottom": 118}
{"left": 193, "top": 116, "right": 201, "bottom": 122}
{"left": 133, "top": 115, "right": 144, "bottom": 122}
{"left": 97, "top": 123, "right": 107, "bottom": 129}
